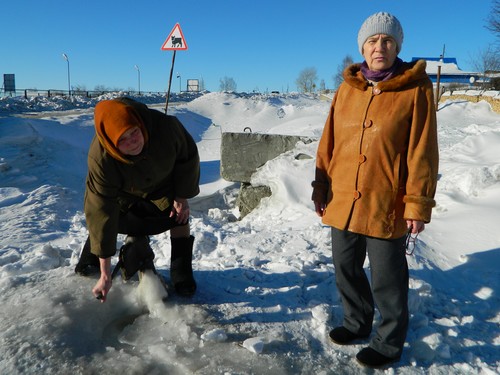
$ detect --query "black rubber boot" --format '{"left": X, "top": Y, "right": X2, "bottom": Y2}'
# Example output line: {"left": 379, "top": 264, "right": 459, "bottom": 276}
{"left": 329, "top": 326, "right": 370, "bottom": 345}
{"left": 75, "top": 237, "right": 100, "bottom": 276}
{"left": 170, "top": 236, "right": 196, "bottom": 297}
{"left": 356, "top": 347, "right": 400, "bottom": 368}
{"left": 119, "top": 236, "right": 155, "bottom": 280}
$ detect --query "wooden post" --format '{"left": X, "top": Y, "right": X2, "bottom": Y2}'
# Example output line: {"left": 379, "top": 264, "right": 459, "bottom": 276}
{"left": 165, "top": 50, "right": 176, "bottom": 114}
{"left": 435, "top": 65, "right": 441, "bottom": 111}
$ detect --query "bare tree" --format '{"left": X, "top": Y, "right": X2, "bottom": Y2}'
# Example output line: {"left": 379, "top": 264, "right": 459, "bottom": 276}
{"left": 219, "top": 76, "right": 237, "bottom": 92}
{"left": 470, "top": 45, "right": 500, "bottom": 89}
{"left": 334, "top": 55, "right": 354, "bottom": 88}
{"left": 486, "top": 0, "right": 500, "bottom": 36}
{"left": 73, "top": 84, "right": 87, "bottom": 91}
{"left": 296, "top": 67, "right": 317, "bottom": 93}
{"left": 319, "top": 79, "right": 326, "bottom": 92}
{"left": 94, "top": 84, "right": 108, "bottom": 92}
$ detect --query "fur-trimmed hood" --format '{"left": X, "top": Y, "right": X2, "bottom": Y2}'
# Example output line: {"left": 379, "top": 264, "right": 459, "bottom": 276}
{"left": 343, "top": 59, "right": 429, "bottom": 92}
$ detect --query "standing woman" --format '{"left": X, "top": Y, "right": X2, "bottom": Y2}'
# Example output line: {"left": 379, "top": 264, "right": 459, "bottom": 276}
{"left": 312, "top": 12, "right": 438, "bottom": 367}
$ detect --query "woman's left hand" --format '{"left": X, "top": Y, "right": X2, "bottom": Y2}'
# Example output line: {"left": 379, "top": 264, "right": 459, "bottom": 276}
{"left": 406, "top": 220, "right": 425, "bottom": 234}
{"left": 171, "top": 197, "right": 190, "bottom": 224}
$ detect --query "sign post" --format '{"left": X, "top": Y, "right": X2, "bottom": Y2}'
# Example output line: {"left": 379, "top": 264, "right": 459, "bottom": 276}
{"left": 161, "top": 23, "right": 188, "bottom": 113}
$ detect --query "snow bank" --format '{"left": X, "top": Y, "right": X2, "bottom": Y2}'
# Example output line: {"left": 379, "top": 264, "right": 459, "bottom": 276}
{"left": 0, "top": 93, "right": 499, "bottom": 374}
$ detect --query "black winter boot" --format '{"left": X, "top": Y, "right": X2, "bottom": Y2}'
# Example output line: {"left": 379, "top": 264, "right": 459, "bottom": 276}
{"left": 170, "top": 235, "right": 196, "bottom": 296}
{"left": 75, "top": 237, "right": 100, "bottom": 276}
{"left": 119, "top": 236, "right": 155, "bottom": 280}
{"left": 329, "top": 326, "right": 370, "bottom": 345}
{"left": 356, "top": 347, "right": 400, "bottom": 368}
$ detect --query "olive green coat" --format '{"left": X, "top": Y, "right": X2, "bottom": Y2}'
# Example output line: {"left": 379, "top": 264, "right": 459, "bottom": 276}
{"left": 85, "top": 98, "right": 200, "bottom": 258}
{"left": 312, "top": 60, "right": 439, "bottom": 239}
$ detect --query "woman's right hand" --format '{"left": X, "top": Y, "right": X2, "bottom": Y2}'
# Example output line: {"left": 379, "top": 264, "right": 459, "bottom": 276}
{"left": 92, "top": 257, "right": 112, "bottom": 303}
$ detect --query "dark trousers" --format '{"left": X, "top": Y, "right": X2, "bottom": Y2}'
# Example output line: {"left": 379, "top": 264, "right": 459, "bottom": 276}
{"left": 118, "top": 200, "right": 182, "bottom": 236}
{"left": 330, "top": 227, "right": 409, "bottom": 358}
{"left": 79, "top": 200, "right": 182, "bottom": 265}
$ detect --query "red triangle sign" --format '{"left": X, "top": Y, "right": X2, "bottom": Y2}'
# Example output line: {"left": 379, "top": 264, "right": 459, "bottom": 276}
{"left": 161, "top": 23, "right": 188, "bottom": 51}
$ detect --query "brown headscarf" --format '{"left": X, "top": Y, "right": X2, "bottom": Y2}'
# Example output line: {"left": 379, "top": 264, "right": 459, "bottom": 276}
{"left": 94, "top": 99, "right": 148, "bottom": 163}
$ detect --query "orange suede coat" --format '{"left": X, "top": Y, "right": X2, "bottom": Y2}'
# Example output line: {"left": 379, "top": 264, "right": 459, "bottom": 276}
{"left": 312, "top": 59, "right": 438, "bottom": 239}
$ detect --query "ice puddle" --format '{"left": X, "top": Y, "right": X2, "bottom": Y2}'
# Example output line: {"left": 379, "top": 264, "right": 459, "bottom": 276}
{"left": 118, "top": 270, "right": 207, "bottom": 347}
{"left": 112, "top": 270, "right": 275, "bottom": 374}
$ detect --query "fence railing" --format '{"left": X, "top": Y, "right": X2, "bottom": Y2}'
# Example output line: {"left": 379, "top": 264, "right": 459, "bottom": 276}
{"left": 439, "top": 90, "right": 500, "bottom": 113}
{"left": 1, "top": 89, "right": 167, "bottom": 99}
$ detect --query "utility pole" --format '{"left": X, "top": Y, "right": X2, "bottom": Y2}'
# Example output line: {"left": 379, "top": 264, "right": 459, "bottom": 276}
{"left": 435, "top": 44, "right": 445, "bottom": 111}
{"left": 62, "top": 53, "right": 71, "bottom": 99}
{"left": 134, "top": 65, "right": 141, "bottom": 95}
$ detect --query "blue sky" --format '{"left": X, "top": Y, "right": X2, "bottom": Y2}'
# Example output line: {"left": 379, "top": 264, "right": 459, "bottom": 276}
{"left": 1, "top": 0, "right": 496, "bottom": 94}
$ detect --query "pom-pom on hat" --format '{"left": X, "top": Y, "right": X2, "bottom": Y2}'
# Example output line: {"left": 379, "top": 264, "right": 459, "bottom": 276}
{"left": 357, "top": 12, "right": 404, "bottom": 54}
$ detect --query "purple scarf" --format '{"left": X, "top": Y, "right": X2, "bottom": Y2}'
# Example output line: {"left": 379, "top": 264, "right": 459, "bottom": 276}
{"left": 360, "top": 58, "right": 403, "bottom": 82}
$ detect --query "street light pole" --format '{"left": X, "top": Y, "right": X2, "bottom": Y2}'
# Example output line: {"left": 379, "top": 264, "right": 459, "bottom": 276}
{"left": 134, "top": 65, "right": 141, "bottom": 95}
{"left": 62, "top": 53, "right": 71, "bottom": 98}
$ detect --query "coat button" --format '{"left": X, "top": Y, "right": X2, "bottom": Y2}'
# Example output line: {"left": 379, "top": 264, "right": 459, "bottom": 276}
{"left": 373, "top": 88, "right": 381, "bottom": 95}
{"left": 358, "top": 154, "right": 366, "bottom": 164}
{"left": 353, "top": 190, "right": 361, "bottom": 200}
{"left": 363, "top": 120, "right": 373, "bottom": 128}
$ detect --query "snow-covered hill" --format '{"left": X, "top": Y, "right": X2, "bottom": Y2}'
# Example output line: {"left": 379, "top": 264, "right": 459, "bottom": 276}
{"left": 0, "top": 92, "right": 498, "bottom": 374}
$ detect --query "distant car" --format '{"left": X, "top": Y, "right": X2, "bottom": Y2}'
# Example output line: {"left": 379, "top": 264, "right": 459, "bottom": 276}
{"left": 271, "top": 91, "right": 280, "bottom": 94}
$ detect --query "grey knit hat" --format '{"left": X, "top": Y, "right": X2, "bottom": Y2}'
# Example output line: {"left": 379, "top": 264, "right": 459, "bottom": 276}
{"left": 357, "top": 12, "right": 404, "bottom": 54}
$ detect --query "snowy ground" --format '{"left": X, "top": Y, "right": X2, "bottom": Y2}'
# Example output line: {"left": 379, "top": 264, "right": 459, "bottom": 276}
{"left": 0, "top": 92, "right": 499, "bottom": 374}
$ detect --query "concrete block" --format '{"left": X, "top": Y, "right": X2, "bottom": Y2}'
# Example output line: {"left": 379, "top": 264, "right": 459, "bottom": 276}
{"left": 220, "top": 132, "right": 313, "bottom": 183}
{"left": 237, "top": 183, "right": 272, "bottom": 218}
